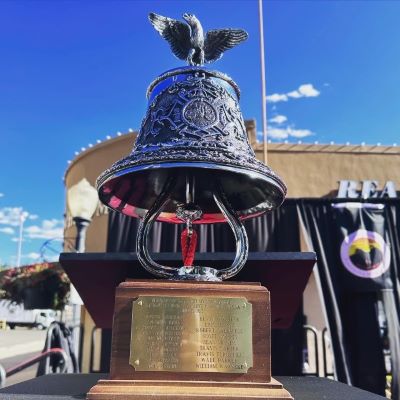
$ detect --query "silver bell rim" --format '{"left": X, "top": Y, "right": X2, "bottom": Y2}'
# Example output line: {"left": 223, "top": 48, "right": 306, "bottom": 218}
{"left": 96, "top": 159, "right": 287, "bottom": 224}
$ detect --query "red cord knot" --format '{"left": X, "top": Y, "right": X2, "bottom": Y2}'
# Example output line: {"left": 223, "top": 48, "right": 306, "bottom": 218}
{"left": 176, "top": 202, "right": 202, "bottom": 269}
{"left": 181, "top": 228, "right": 198, "bottom": 267}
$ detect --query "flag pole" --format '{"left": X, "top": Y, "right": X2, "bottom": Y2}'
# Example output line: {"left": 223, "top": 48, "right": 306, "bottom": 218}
{"left": 258, "top": 0, "right": 268, "bottom": 164}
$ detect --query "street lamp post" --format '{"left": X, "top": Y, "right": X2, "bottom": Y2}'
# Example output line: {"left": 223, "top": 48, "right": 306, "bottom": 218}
{"left": 73, "top": 217, "right": 90, "bottom": 253}
{"left": 67, "top": 178, "right": 99, "bottom": 253}
{"left": 66, "top": 178, "right": 99, "bottom": 366}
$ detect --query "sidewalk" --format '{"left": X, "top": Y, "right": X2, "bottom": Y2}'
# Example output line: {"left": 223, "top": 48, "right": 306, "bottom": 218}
{"left": 0, "top": 328, "right": 46, "bottom": 387}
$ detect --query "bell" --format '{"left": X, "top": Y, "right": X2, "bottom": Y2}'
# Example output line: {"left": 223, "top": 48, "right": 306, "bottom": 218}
{"left": 97, "top": 67, "right": 286, "bottom": 224}
{"left": 97, "top": 66, "right": 286, "bottom": 281}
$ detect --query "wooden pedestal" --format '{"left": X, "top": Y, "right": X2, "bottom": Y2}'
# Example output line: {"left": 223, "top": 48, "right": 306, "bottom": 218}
{"left": 87, "top": 280, "right": 293, "bottom": 400}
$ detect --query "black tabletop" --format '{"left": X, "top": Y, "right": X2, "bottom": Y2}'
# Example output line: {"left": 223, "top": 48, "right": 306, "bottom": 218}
{"left": 0, "top": 374, "right": 386, "bottom": 400}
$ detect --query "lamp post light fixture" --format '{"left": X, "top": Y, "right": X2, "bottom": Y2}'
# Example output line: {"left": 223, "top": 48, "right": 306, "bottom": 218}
{"left": 67, "top": 178, "right": 99, "bottom": 253}
{"left": 66, "top": 178, "right": 99, "bottom": 366}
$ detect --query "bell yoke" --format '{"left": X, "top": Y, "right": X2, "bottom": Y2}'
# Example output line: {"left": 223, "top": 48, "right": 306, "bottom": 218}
{"left": 96, "top": 12, "right": 287, "bottom": 281}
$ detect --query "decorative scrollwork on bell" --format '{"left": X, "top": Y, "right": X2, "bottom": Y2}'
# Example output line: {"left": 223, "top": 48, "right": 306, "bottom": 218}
{"left": 96, "top": 13, "right": 287, "bottom": 281}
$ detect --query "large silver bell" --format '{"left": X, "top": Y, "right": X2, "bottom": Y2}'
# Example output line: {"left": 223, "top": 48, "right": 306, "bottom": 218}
{"left": 97, "top": 67, "right": 286, "bottom": 223}
{"left": 97, "top": 67, "right": 286, "bottom": 281}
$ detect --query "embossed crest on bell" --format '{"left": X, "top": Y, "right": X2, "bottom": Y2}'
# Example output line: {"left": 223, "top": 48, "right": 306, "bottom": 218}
{"left": 97, "top": 67, "right": 286, "bottom": 224}
{"left": 96, "top": 12, "right": 287, "bottom": 281}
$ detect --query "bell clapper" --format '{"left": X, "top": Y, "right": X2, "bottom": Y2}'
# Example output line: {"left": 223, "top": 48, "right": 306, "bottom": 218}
{"left": 177, "top": 174, "right": 203, "bottom": 269}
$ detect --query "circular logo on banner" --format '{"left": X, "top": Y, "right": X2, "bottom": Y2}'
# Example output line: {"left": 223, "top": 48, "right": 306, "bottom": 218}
{"left": 340, "top": 229, "right": 390, "bottom": 278}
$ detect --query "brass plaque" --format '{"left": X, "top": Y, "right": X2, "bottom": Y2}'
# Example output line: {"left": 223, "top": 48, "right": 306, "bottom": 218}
{"left": 130, "top": 296, "right": 253, "bottom": 373}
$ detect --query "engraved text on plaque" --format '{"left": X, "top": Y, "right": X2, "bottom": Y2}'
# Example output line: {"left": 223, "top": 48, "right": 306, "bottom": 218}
{"left": 130, "top": 296, "right": 253, "bottom": 373}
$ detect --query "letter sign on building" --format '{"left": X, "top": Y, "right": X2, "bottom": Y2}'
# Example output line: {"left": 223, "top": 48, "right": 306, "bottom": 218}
{"left": 361, "top": 180, "right": 379, "bottom": 199}
{"left": 337, "top": 180, "right": 359, "bottom": 198}
{"left": 337, "top": 180, "right": 397, "bottom": 198}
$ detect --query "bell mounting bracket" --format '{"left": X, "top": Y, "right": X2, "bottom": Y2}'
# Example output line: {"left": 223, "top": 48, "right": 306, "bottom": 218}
{"left": 136, "top": 175, "right": 249, "bottom": 281}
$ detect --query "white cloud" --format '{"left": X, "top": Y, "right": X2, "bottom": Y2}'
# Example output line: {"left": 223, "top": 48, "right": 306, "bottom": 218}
{"left": 11, "top": 237, "right": 27, "bottom": 242}
{"left": 296, "top": 84, "right": 320, "bottom": 97}
{"left": 25, "top": 252, "right": 40, "bottom": 260}
{"left": 0, "top": 208, "right": 40, "bottom": 227}
{"left": 267, "top": 83, "right": 320, "bottom": 103}
{"left": 264, "top": 126, "right": 314, "bottom": 140}
{"left": 267, "top": 128, "right": 289, "bottom": 139}
{"left": 287, "top": 90, "right": 301, "bottom": 99}
{"left": 264, "top": 86, "right": 318, "bottom": 140}
{"left": 0, "top": 193, "right": 4, "bottom": 198}
{"left": 0, "top": 207, "right": 25, "bottom": 226}
{"left": 24, "top": 219, "right": 63, "bottom": 240}
{"left": 42, "top": 254, "right": 59, "bottom": 262}
{"left": 0, "top": 227, "right": 15, "bottom": 235}
{"left": 266, "top": 93, "right": 288, "bottom": 103}
{"left": 269, "top": 115, "right": 287, "bottom": 124}
{"left": 0, "top": 206, "right": 64, "bottom": 257}
{"left": 287, "top": 128, "right": 313, "bottom": 138}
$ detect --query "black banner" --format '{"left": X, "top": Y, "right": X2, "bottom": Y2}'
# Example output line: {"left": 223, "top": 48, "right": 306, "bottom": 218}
{"left": 333, "top": 203, "right": 392, "bottom": 292}
{"left": 299, "top": 199, "right": 400, "bottom": 398}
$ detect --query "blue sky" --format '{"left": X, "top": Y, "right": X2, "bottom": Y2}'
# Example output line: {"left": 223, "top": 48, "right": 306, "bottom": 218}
{"left": 1, "top": 0, "right": 400, "bottom": 265}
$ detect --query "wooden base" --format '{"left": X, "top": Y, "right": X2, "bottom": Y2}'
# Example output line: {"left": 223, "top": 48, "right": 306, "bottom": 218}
{"left": 87, "top": 377, "right": 293, "bottom": 399}
{"left": 109, "top": 280, "right": 271, "bottom": 382}
{"left": 87, "top": 280, "right": 294, "bottom": 399}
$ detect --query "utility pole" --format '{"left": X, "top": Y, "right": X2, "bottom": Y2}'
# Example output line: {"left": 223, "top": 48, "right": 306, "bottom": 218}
{"left": 258, "top": 0, "right": 268, "bottom": 164}
{"left": 16, "top": 210, "right": 28, "bottom": 267}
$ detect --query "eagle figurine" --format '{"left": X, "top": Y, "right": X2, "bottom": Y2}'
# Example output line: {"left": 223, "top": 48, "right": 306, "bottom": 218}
{"left": 149, "top": 12, "right": 248, "bottom": 66}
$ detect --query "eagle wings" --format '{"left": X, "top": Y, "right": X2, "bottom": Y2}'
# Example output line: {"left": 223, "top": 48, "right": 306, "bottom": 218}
{"left": 149, "top": 13, "right": 248, "bottom": 65}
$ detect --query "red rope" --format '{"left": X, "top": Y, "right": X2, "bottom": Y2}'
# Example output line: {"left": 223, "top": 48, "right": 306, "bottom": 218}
{"left": 181, "top": 228, "right": 198, "bottom": 267}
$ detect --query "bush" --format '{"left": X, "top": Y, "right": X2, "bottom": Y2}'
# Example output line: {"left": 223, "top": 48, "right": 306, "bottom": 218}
{"left": 0, "top": 263, "right": 70, "bottom": 310}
